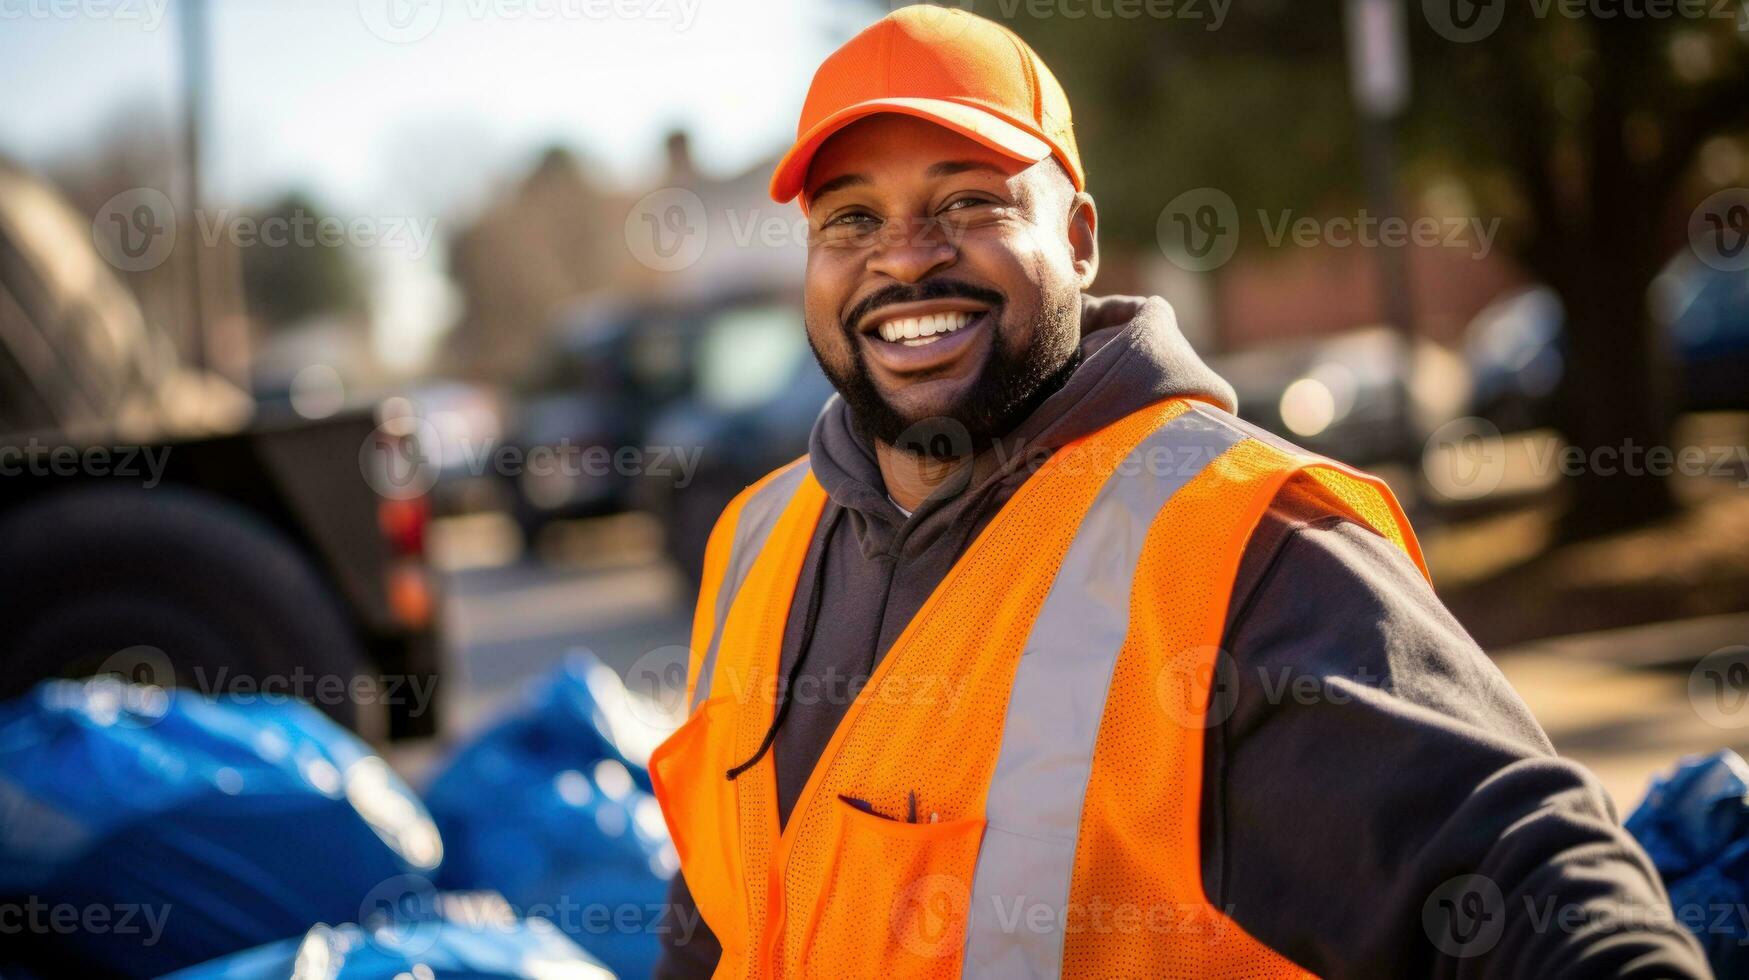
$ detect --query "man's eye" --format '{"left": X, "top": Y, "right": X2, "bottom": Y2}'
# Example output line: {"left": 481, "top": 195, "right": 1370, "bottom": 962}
{"left": 825, "top": 211, "right": 877, "bottom": 228}
{"left": 940, "top": 197, "right": 992, "bottom": 214}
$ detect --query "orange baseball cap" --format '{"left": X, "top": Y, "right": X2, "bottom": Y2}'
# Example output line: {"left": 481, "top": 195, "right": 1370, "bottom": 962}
{"left": 768, "top": 5, "right": 1084, "bottom": 206}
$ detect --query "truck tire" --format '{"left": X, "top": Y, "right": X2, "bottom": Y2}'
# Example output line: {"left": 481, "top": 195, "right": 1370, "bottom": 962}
{"left": 0, "top": 485, "right": 373, "bottom": 733}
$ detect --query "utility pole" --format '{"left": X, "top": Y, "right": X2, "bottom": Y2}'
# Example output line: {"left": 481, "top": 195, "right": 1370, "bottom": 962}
{"left": 177, "top": 0, "right": 209, "bottom": 370}
{"left": 1344, "top": 0, "right": 1416, "bottom": 454}
{"left": 179, "top": 0, "right": 248, "bottom": 387}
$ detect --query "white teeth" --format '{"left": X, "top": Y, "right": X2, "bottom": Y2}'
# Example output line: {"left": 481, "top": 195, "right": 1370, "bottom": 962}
{"left": 877, "top": 311, "right": 975, "bottom": 343}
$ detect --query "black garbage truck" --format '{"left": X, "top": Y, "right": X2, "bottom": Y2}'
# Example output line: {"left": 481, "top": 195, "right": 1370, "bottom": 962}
{"left": 0, "top": 161, "right": 442, "bottom": 741}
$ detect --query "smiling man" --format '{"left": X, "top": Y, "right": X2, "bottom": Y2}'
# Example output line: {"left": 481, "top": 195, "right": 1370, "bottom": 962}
{"left": 649, "top": 7, "right": 1709, "bottom": 978}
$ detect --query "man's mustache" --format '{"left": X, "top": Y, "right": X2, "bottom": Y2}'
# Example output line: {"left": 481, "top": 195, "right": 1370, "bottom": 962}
{"left": 845, "top": 279, "right": 1005, "bottom": 334}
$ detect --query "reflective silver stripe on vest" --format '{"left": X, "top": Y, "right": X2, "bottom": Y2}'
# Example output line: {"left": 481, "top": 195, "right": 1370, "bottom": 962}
{"left": 963, "top": 404, "right": 1247, "bottom": 978}
{"left": 689, "top": 460, "right": 812, "bottom": 712}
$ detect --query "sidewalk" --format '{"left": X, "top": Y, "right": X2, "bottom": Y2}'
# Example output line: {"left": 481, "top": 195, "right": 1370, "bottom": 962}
{"left": 1493, "top": 612, "right": 1749, "bottom": 813}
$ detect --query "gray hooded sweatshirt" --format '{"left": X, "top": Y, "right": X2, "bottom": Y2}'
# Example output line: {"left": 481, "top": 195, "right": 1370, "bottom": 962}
{"left": 656, "top": 295, "right": 1710, "bottom": 978}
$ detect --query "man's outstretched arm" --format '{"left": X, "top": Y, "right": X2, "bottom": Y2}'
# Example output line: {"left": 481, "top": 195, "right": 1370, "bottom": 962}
{"left": 1207, "top": 505, "right": 1711, "bottom": 978}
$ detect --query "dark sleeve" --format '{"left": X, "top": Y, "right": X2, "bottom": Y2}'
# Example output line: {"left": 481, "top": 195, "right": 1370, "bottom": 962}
{"left": 654, "top": 870, "right": 721, "bottom": 979}
{"left": 1202, "top": 498, "right": 1713, "bottom": 979}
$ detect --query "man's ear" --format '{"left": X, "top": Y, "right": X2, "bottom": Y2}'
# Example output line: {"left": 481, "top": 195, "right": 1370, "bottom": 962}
{"left": 1067, "top": 191, "right": 1098, "bottom": 290}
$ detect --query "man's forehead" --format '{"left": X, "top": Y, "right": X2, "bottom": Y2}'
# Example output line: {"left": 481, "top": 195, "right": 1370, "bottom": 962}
{"left": 803, "top": 114, "right": 1026, "bottom": 200}
{"left": 809, "top": 160, "right": 1016, "bottom": 204}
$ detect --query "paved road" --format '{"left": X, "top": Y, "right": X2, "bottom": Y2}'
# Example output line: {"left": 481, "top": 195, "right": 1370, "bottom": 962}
{"left": 435, "top": 513, "right": 694, "bottom": 742}
{"left": 1491, "top": 614, "right": 1749, "bottom": 811}
{"left": 435, "top": 512, "right": 1749, "bottom": 815}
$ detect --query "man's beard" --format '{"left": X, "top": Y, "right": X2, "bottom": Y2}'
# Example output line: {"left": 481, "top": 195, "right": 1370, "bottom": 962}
{"left": 809, "top": 280, "right": 1082, "bottom": 457}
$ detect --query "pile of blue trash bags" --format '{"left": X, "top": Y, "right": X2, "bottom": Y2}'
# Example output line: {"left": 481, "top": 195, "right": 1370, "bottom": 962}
{"left": 1625, "top": 749, "right": 1749, "bottom": 978}
{"left": 0, "top": 652, "right": 673, "bottom": 978}
{"left": 7, "top": 646, "right": 1749, "bottom": 978}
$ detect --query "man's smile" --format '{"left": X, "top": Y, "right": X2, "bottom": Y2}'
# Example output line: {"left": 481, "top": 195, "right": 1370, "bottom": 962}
{"left": 876, "top": 310, "right": 974, "bottom": 346}
{"left": 854, "top": 297, "right": 994, "bottom": 376}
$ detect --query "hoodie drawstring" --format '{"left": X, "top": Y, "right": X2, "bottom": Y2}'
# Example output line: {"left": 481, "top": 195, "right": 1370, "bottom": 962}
{"left": 726, "top": 503, "right": 846, "bottom": 781}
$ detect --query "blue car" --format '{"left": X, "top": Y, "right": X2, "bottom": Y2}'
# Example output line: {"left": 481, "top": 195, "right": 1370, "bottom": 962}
{"left": 1465, "top": 253, "right": 1749, "bottom": 433}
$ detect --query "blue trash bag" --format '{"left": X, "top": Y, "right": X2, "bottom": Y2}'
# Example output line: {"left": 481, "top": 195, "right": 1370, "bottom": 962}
{"left": 424, "top": 654, "right": 677, "bottom": 978}
{"left": 426, "top": 652, "right": 655, "bottom": 802}
{"left": 1626, "top": 749, "right": 1749, "bottom": 880}
{"left": 1624, "top": 749, "right": 1749, "bottom": 976}
{"left": 161, "top": 893, "right": 615, "bottom": 980}
{"left": 0, "top": 678, "right": 443, "bottom": 977}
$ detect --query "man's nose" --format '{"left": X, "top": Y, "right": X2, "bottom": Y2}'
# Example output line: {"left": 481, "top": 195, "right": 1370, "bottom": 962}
{"left": 865, "top": 218, "right": 957, "bottom": 283}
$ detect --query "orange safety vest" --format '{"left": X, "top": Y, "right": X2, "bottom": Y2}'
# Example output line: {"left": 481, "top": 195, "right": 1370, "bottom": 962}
{"left": 650, "top": 397, "right": 1427, "bottom": 979}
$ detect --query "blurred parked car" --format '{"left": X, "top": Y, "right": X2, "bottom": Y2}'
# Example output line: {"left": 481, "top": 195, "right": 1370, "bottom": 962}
{"left": 501, "top": 298, "right": 691, "bottom": 546}
{"left": 640, "top": 298, "right": 829, "bottom": 580}
{"left": 1464, "top": 285, "right": 1566, "bottom": 435}
{"left": 1656, "top": 254, "right": 1749, "bottom": 412}
{"left": 1210, "top": 325, "right": 1470, "bottom": 469}
{"left": 0, "top": 161, "right": 441, "bottom": 740}
{"left": 397, "top": 379, "right": 509, "bottom": 517}
{"left": 1464, "top": 254, "right": 1749, "bottom": 434}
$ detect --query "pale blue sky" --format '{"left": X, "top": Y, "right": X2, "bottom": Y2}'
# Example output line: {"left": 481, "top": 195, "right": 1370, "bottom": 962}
{"left": 0, "top": 0, "right": 863, "bottom": 367}
{"left": 2, "top": 0, "right": 854, "bottom": 204}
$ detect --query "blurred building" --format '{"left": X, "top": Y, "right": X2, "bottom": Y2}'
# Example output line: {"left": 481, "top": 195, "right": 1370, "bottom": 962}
{"left": 443, "top": 147, "right": 634, "bottom": 383}
{"left": 442, "top": 132, "right": 804, "bottom": 387}
{"left": 1217, "top": 223, "right": 1525, "bottom": 350}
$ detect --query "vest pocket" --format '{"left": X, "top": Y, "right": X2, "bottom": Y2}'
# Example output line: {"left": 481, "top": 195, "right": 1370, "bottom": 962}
{"left": 797, "top": 796, "right": 987, "bottom": 978}
{"left": 649, "top": 696, "right": 749, "bottom": 958}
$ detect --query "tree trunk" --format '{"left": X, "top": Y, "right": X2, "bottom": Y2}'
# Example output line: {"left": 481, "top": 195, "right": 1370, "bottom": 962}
{"left": 1550, "top": 16, "right": 1676, "bottom": 541}
{"left": 1551, "top": 251, "right": 1676, "bottom": 539}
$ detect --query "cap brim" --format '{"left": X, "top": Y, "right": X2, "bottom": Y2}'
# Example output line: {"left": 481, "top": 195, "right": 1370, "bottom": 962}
{"left": 768, "top": 97, "right": 1052, "bottom": 206}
